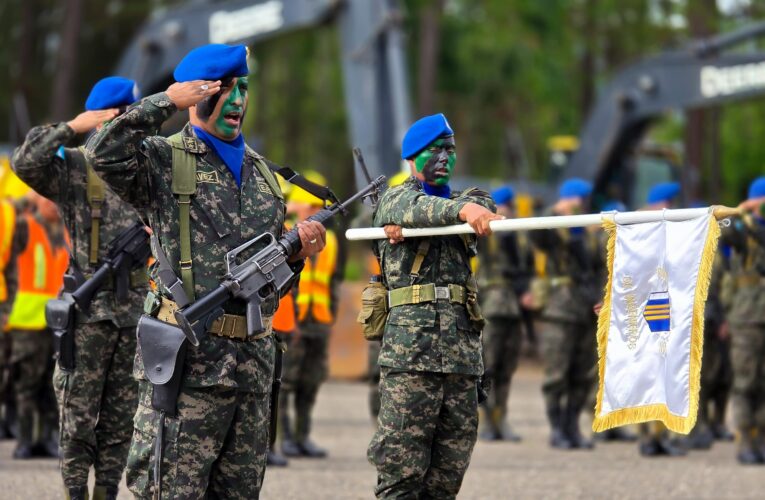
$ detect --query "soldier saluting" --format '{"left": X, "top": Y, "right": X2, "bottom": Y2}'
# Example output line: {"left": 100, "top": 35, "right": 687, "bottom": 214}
{"left": 367, "top": 113, "right": 501, "bottom": 499}
{"left": 88, "top": 44, "right": 325, "bottom": 498}
{"left": 12, "top": 77, "right": 145, "bottom": 500}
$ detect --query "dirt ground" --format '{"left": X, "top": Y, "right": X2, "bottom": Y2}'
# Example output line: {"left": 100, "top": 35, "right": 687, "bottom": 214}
{"left": 1, "top": 362, "right": 762, "bottom": 499}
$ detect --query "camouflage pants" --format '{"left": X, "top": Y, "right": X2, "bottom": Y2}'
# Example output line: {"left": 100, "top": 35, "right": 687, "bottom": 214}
{"left": 368, "top": 368, "right": 478, "bottom": 499}
{"left": 698, "top": 324, "right": 733, "bottom": 429}
{"left": 126, "top": 374, "right": 273, "bottom": 498}
{"left": 730, "top": 324, "right": 765, "bottom": 432}
{"left": 9, "top": 330, "right": 56, "bottom": 443}
{"left": 281, "top": 332, "right": 329, "bottom": 441}
{"left": 481, "top": 318, "right": 522, "bottom": 414}
{"left": 368, "top": 341, "right": 382, "bottom": 420}
{"left": 540, "top": 321, "right": 596, "bottom": 410}
{"left": 53, "top": 321, "right": 138, "bottom": 489}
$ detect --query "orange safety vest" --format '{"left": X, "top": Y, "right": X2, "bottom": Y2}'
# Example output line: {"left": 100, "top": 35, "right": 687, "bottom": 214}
{"left": 6, "top": 215, "right": 69, "bottom": 331}
{"left": 296, "top": 229, "right": 338, "bottom": 324}
{"left": 272, "top": 292, "right": 297, "bottom": 333}
{"left": 0, "top": 200, "right": 16, "bottom": 301}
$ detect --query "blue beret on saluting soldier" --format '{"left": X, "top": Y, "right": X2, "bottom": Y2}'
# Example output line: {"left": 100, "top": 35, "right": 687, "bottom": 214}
{"left": 558, "top": 178, "right": 593, "bottom": 199}
{"left": 85, "top": 77, "right": 140, "bottom": 111}
{"left": 646, "top": 181, "right": 680, "bottom": 204}
{"left": 401, "top": 113, "right": 454, "bottom": 160}
{"left": 748, "top": 176, "right": 765, "bottom": 199}
{"left": 173, "top": 44, "right": 249, "bottom": 82}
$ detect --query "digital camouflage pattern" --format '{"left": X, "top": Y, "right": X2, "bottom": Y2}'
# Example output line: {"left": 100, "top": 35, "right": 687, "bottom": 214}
{"left": 372, "top": 177, "right": 493, "bottom": 375}
{"left": 53, "top": 323, "right": 136, "bottom": 488}
{"left": 720, "top": 217, "right": 765, "bottom": 449}
{"left": 367, "top": 340, "right": 382, "bottom": 420}
{"left": 368, "top": 369, "right": 478, "bottom": 498}
{"left": 88, "top": 92, "right": 294, "bottom": 497}
{"left": 368, "top": 177, "right": 492, "bottom": 498}
{"left": 12, "top": 121, "right": 146, "bottom": 488}
{"left": 281, "top": 324, "right": 330, "bottom": 442}
{"left": 12, "top": 122, "right": 147, "bottom": 327}
{"left": 475, "top": 231, "right": 533, "bottom": 437}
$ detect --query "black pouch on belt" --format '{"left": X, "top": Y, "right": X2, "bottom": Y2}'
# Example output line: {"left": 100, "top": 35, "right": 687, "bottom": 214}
{"left": 45, "top": 294, "right": 76, "bottom": 371}
{"left": 137, "top": 315, "right": 188, "bottom": 416}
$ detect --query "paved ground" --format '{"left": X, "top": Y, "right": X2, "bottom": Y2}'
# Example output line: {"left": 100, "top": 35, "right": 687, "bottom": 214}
{"left": 1, "top": 362, "right": 763, "bottom": 499}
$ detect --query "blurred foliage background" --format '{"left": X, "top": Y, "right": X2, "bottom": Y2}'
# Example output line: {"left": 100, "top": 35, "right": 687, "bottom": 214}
{"left": 1, "top": 0, "right": 764, "bottom": 204}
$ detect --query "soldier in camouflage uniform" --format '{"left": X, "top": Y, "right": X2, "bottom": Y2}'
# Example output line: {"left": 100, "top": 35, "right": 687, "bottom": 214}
{"left": 475, "top": 185, "right": 532, "bottom": 442}
{"left": 529, "top": 178, "right": 600, "bottom": 450}
{"left": 89, "top": 44, "right": 326, "bottom": 497}
{"left": 12, "top": 77, "right": 145, "bottom": 499}
{"left": 368, "top": 113, "right": 500, "bottom": 498}
{"left": 720, "top": 176, "right": 765, "bottom": 465}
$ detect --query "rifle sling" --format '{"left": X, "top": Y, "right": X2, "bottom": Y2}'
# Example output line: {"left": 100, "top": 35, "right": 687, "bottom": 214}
{"left": 81, "top": 147, "right": 106, "bottom": 266}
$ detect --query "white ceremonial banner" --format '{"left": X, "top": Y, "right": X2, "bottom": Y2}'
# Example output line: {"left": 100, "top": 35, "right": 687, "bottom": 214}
{"left": 593, "top": 215, "right": 720, "bottom": 434}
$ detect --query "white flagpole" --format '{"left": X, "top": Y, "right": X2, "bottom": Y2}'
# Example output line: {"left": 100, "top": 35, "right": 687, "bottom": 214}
{"left": 345, "top": 206, "right": 739, "bottom": 241}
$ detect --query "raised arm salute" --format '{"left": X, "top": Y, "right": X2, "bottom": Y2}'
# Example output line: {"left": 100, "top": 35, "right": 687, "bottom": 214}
{"left": 88, "top": 44, "right": 325, "bottom": 499}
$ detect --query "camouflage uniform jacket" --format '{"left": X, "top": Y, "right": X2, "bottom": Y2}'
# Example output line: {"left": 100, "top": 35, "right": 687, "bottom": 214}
{"left": 373, "top": 177, "right": 495, "bottom": 376}
{"left": 475, "top": 231, "right": 533, "bottom": 320}
{"left": 529, "top": 208, "right": 602, "bottom": 324}
{"left": 12, "top": 123, "right": 147, "bottom": 327}
{"left": 720, "top": 216, "right": 765, "bottom": 326}
{"left": 88, "top": 92, "right": 301, "bottom": 390}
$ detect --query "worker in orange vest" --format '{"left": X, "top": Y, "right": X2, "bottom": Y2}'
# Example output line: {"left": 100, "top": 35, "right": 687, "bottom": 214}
{"left": 280, "top": 171, "right": 340, "bottom": 459}
{"left": 5, "top": 192, "right": 69, "bottom": 458}
{"left": 0, "top": 198, "right": 22, "bottom": 439}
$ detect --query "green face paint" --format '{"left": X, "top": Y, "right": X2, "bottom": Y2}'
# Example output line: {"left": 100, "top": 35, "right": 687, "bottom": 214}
{"left": 413, "top": 136, "right": 456, "bottom": 186}
{"left": 209, "top": 76, "right": 248, "bottom": 140}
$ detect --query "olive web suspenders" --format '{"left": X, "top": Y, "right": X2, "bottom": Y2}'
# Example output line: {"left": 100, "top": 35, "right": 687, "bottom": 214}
{"left": 165, "top": 134, "right": 285, "bottom": 301}
{"left": 80, "top": 147, "right": 106, "bottom": 266}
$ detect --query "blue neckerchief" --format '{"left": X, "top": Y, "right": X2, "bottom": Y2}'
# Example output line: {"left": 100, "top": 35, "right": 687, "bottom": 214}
{"left": 569, "top": 227, "right": 585, "bottom": 236}
{"left": 192, "top": 126, "right": 245, "bottom": 187}
{"left": 421, "top": 181, "right": 451, "bottom": 198}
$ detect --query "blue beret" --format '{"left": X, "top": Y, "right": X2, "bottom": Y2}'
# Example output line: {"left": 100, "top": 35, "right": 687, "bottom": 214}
{"left": 748, "top": 176, "right": 765, "bottom": 199}
{"left": 174, "top": 44, "right": 249, "bottom": 82}
{"left": 401, "top": 113, "right": 454, "bottom": 160}
{"left": 85, "top": 77, "right": 139, "bottom": 111}
{"left": 559, "top": 178, "right": 593, "bottom": 199}
{"left": 602, "top": 200, "right": 626, "bottom": 212}
{"left": 491, "top": 185, "right": 515, "bottom": 205}
{"left": 646, "top": 182, "right": 680, "bottom": 204}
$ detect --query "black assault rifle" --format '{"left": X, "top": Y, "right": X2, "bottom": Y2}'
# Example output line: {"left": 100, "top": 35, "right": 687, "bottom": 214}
{"left": 72, "top": 221, "right": 151, "bottom": 314}
{"left": 174, "top": 175, "right": 387, "bottom": 346}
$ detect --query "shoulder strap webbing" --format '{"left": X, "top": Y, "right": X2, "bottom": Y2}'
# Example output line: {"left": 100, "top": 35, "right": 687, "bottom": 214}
{"left": 167, "top": 133, "right": 197, "bottom": 300}
{"left": 409, "top": 239, "right": 431, "bottom": 284}
{"left": 246, "top": 147, "right": 283, "bottom": 201}
{"left": 80, "top": 147, "right": 105, "bottom": 265}
{"left": 262, "top": 159, "right": 339, "bottom": 204}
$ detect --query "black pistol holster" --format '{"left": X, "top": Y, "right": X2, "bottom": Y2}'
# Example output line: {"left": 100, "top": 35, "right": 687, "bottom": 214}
{"left": 137, "top": 315, "right": 187, "bottom": 416}
{"left": 46, "top": 293, "right": 77, "bottom": 371}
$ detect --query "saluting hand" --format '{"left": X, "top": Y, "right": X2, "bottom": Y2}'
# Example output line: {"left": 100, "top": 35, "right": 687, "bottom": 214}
{"left": 66, "top": 109, "right": 120, "bottom": 134}
{"left": 165, "top": 80, "right": 222, "bottom": 110}
{"left": 459, "top": 202, "right": 504, "bottom": 237}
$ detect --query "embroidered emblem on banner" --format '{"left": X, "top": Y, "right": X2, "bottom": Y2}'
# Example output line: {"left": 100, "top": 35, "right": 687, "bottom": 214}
{"left": 196, "top": 170, "right": 220, "bottom": 184}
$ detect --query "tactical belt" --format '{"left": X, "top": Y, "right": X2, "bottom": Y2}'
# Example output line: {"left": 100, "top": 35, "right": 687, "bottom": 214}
{"left": 156, "top": 298, "right": 271, "bottom": 341}
{"left": 737, "top": 274, "right": 765, "bottom": 287}
{"left": 388, "top": 284, "right": 467, "bottom": 308}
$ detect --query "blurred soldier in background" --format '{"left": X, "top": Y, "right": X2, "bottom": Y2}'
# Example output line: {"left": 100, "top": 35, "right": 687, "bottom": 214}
{"left": 475, "top": 185, "right": 533, "bottom": 442}
{"left": 721, "top": 176, "right": 765, "bottom": 465}
{"left": 530, "top": 178, "right": 600, "bottom": 450}
{"left": 5, "top": 192, "right": 69, "bottom": 459}
{"left": 637, "top": 182, "right": 687, "bottom": 457}
{"left": 0, "top": 197, "right": 21, "bottom": 439}
{"left": 280, "top": 171, "right": 341, "bottom": 460}
{"left": 368, "top": 113, "right": 500, "bottom": 498}
{"left": 12, "top": 76, "right": 145, "bottom": 499}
